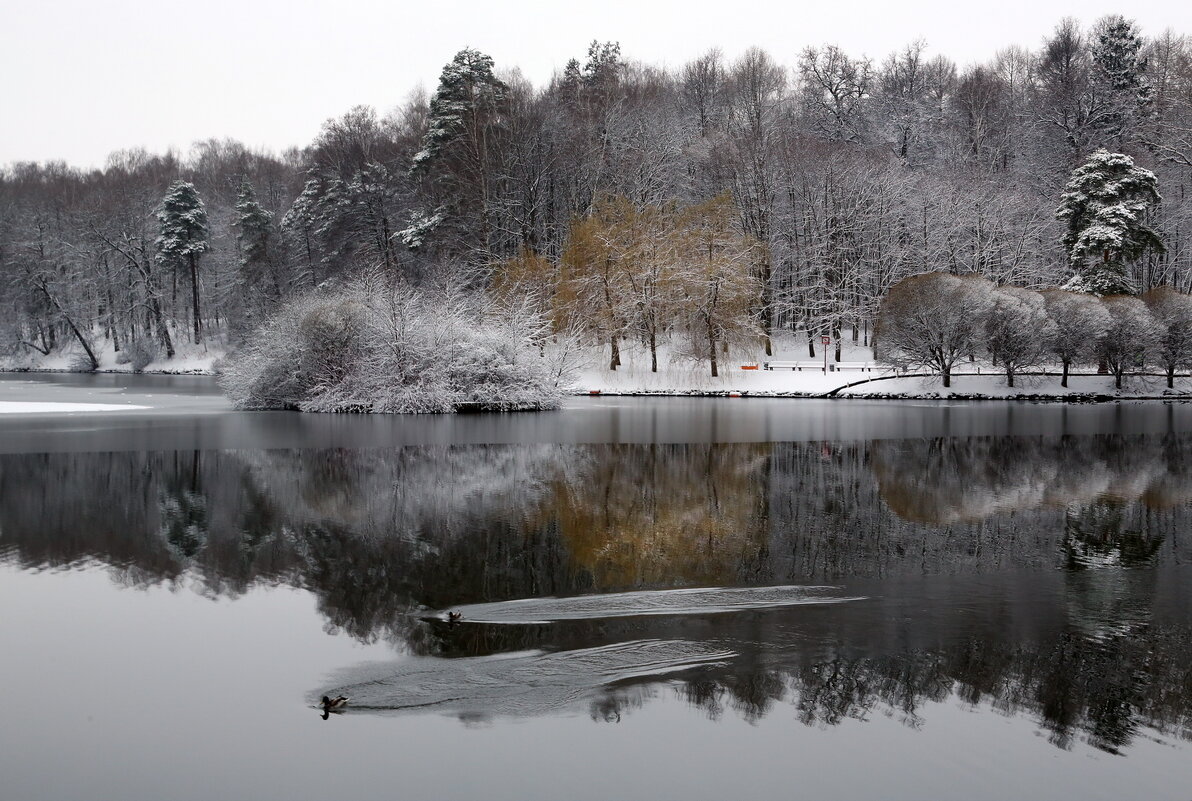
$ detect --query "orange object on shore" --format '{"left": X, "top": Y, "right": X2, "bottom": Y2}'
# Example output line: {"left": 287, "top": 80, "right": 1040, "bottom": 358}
{"left": 740, "top": 364, "right": 759, "bottom": 370}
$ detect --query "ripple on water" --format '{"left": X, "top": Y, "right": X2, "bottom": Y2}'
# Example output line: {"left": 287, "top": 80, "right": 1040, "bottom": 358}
{"left": 315, "top": 639, "right": 737, "bottom": 719}
{"left": 432, "top": 585, "right": 866, "bottom": 624}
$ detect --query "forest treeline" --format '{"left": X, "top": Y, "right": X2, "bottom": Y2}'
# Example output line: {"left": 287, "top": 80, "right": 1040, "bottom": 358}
{"left": 3, "top": 15, "right": 1192, "bottom": 370}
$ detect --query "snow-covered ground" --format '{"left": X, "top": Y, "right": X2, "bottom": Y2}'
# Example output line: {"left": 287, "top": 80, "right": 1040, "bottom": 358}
{"left": 575, "top": 335, "right": 1192, "bottom": 400}
{"left": 0, "top": 337, "right": 221, "bottom": 375}
{"left": 6, "top": 331, "right": 1191, "bottom": 401}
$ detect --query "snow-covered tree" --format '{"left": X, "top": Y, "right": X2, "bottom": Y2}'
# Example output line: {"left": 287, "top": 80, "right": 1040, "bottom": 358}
{"left": 1056, "top": 149, "right": 1163, "bottom": 295}
{"left": 558, "top": 200, "right": 634, "bottom": 370}
{"left": 156, "top": 180, "right": 210, "bottom": 344}
{"left": 876, "top": 272, "right": 994, "bottom": 387}
{"left": 1096, "top": 295, "right": 1159, "bottom": 388}
{"left": 1041, "top": 289, "right": 1112, "bottom": 386}
{"left": 233, "top": 179, "right": 276, "bottom": 295}
{"left": 411, "top": 48, "right": 508, "bottom": 261}
{"left": 414, "top": 49, "right": 507, "bottom": 169}
{"left": 984, "top": 286, "right": 1056, "bottom": 387}
{"left": 1142, "top": 286, "right": 1192, "bottom": 387}
{"left": 1090, "top": 14, "right": 1151, "bottom": 143}
{"left": 799, "top": 44, "right": 872, "bottom": 143}
{"left": 675, "top": 194, "right": 761, "bottom": 376}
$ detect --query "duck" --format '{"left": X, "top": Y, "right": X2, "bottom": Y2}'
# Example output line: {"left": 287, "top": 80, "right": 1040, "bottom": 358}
{"left": 447, "top": 611, "right": 463, "bottom": 624}
{"left": 321, "top": 695, "right": 349, "bottom": 712}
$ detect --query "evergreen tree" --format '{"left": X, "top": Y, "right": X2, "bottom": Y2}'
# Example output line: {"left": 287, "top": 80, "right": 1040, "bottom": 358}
{"left": 233, "top": 178, "right": 277, "bottom": 300}
{"left": 582, "top": 41, "right": 624, "bottom": 88}
{"left": 412, "top": 48, "right": 507, "bottom": 170}
{"left": 156, "top": 181, "right": 210, "bottom": 344}
{"left": 410, "top": 48, "right": 508, "bottom": 261}
{"left": 1091, "top": 15, "right": 1151, "bottom": 143}
{"left": 1056, "top": 149, "right": 1163, "bottom": 295}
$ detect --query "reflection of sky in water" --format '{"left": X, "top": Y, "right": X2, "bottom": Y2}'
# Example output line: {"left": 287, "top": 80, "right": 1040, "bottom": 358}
{"left": 3, "top": 380, "right": 1192, "bottom": 800}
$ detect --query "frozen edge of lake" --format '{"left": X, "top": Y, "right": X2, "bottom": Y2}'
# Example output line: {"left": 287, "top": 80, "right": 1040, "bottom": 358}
{"left": 0, "top": 401, "right": 152, "bottom": 414}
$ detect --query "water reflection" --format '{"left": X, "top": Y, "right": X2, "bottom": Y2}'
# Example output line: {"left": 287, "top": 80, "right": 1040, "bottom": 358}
{"left": 3, "top": 434, "right": 1192, "bottom": 753}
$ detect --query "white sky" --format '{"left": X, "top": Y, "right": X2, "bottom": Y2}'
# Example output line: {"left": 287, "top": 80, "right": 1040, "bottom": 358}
{"left": 1, "top": 0, "right": 1189, "bottom": 168}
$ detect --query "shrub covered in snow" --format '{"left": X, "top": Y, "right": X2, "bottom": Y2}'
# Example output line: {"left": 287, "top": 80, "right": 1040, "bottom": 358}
{"left": 122, "top": 339, "right": 159, "bottom": 373}
{"left": 67, "top": 351, "right": 98, "bottom": 373}
{"left": 219, "top": 273, "right": 571, "bottom": 414}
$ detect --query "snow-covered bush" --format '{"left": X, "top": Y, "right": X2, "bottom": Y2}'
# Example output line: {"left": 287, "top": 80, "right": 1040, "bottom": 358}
{"left": 220, "top": 273, "right": 567, "bottom": 414}
{"left": 116, "top": 339, "right": 159, "bottom": 373}
{"left": 68, "top": 351, "right": 97, "bottom": 373}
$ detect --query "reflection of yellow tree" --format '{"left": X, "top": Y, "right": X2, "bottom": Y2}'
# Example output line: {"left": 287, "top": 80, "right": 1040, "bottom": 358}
{"left": 547, "top": 443, "right": 771, "bottom": 589}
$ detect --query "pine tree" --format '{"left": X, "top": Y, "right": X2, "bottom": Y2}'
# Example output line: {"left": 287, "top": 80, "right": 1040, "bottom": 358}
{"left": 411, "top": 48, "right": 507, "bottom": 170}
{"left": 410, "top": 48, "right": 508, "bottom": 260}
{"left": 1056, "top": 149, "right": 1163, "bottom": 295}
{"left": 1090, "top": 15, "right": 1151, "bottom": 143}
{"left": 1092, "top": 15, "right": 1148, "bottom": 95}
{"left": 233, "top": 178, "right": 276, "bottom": 299}
{"left": 156, "top": 181, "right": 210, "bottom": 345}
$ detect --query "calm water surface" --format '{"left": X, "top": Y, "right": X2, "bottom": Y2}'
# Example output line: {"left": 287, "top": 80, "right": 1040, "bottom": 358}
{"left": 2, "top": 374, "right": 1192, "bottom": 800}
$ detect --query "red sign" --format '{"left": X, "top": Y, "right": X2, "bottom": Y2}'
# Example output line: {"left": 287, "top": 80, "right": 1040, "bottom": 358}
{"left": 821, "top": 335, "right": 831, "bottom": 345}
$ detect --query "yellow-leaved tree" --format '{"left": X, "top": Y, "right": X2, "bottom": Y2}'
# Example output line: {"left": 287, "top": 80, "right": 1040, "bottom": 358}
{"left": 675, "top": 194, "right": 762, "bottom": 376}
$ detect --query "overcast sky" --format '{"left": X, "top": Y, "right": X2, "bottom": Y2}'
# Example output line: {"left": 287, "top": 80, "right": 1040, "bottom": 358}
{"left": 2, "top": 0, "right": 1189, "bottom": 168}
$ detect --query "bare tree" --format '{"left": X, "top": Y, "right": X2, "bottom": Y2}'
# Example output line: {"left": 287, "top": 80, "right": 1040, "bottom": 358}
{"left": 876, "top": 272, "right": 994, "bottom": 387}
{"left": 985, "top": 286, "right": 1056, "bottom": 387}
{"left": 1096, "top": 295, "right": 1159, "bottom": 388}
{"left": 1042, "top": 289, "right": 1112, "bottom": 386}
{"left": 1142, "top": 286, "right": 1192, "bottom": 387}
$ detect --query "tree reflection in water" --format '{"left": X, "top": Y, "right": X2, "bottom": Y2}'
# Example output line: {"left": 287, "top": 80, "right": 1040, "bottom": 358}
{"left": 2, "top": 434, "right": 1192, "bottom": 752}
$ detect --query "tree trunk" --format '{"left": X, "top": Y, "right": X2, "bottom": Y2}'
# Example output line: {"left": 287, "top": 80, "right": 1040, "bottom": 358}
{"left": 649, "top": 328, "right": 657, "bottom": 373}
{"left": 1061, "top": 360, "right": 1070, "bottom": 388}
{"left": 152, "top": 295, "right": 175, "bottom": 358}
{"left": 1006, "top": 368, "right": 1015, "bottom": 388}
{"left": 808, "top": 336, "right": 815, "bottom": 358}
{"left": 189, "top": 253, "right": 203, "bottom": 345}
{"left": 1168, "top": 367, "right": 1175, "bottom": 389}
{"left": 708, "top": 319, "right": 718, "bottom": 377}
{"left": 942, "top": 366, "right": 951, "bottom": 388}
{"left": 609, "top": 336, "right": 620, "bottom": 371}
{"left": 38, "top": 282, "right": 98, "bottom": 371}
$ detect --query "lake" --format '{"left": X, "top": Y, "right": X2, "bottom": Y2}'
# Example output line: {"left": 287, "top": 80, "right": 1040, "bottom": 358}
{"left": 2, "top": 373, "right": 1191, "bottom": 801}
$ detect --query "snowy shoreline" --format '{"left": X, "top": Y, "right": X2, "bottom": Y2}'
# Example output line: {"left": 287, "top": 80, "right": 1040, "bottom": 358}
{"left": 6, "top": 334, "right": 1192, "bottom": 404}
{"left": 0, "top": 365, "right": 216, "bottom": 376}
{"left": 577, "top": 389, "right": 1184, "bottom": 402}
{"left": 4, "top": 365, "right": 1192, "bottom": 403}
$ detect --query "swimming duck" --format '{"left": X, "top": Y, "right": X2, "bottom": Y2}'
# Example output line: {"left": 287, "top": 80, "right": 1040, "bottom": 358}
{"left": 321, "top": 695, "right": 349, "bottom": 712}
{"left": 447, "top": 611, "right": 463, "bottom": 624}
